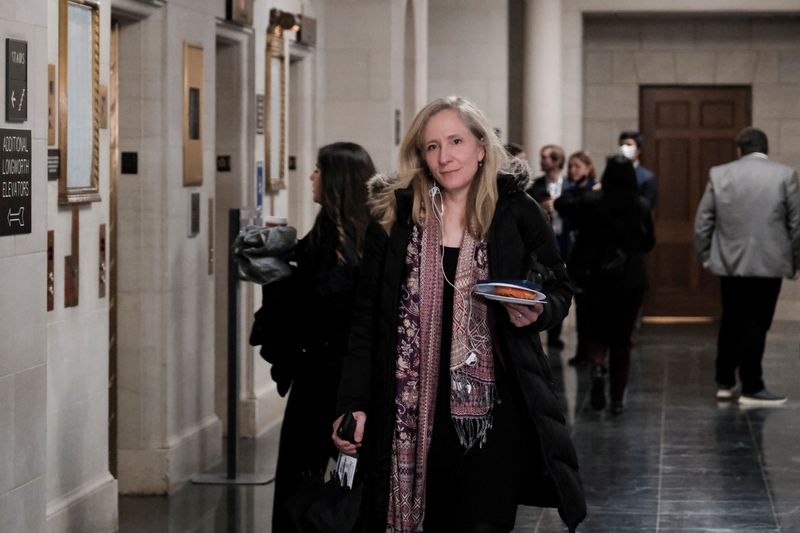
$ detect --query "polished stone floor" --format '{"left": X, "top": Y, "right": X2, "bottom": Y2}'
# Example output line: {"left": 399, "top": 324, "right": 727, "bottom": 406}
{"left": 119, "top": 320, "right": 800, "bottom": 532}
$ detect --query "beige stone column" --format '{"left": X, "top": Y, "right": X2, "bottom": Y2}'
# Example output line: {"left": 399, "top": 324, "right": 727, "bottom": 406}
{"left": 523, "top": 0, "right": 563, "bottom": 153}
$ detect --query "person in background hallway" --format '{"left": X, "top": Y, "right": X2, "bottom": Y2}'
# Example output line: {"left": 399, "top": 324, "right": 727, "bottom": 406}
{"left": 618, "top": 130, "right": 657, "bottom": 208}
{"left": 694, "top": 127, "right": 800, "bottom": 406}
{"left": 505, "top": 141, "right": 528, "bottom": 161}
{"left": 249, "top": 142, "right": 375, "bottom": 532}
{"left": 618, "top": 131, "right": 656, "bottom": 345}
{"left": 556, "top": 155, "right": 655, "bottom": 414}
{"left": 526, "top": 144, "right": 568, "bottom": 349}
{"left": 332, "top": 96, "right": 585, "bottom": 533}
{"left": 559, "top": 151, "right": 598, "bottom": 368}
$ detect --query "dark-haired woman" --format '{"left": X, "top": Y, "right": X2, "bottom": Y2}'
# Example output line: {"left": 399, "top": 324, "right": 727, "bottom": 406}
{"left": 250, "top": 142, "right": 375, "bottom": 532}
{"left": 555, "top": 155, "right": 655, "bottom": 414}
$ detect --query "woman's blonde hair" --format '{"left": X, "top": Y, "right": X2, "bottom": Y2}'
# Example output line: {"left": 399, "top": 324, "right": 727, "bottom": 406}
{"left": 369, "top": 96, "right": 524, "bottom": 240}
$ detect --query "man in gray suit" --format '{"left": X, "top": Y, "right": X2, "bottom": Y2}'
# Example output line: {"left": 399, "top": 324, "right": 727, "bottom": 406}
{"left": 695, "top": 127, "right": 800, "bottom": 406}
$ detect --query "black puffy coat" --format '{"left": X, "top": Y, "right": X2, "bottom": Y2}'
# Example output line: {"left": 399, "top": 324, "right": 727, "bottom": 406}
{"left": 336, "top": 172, "right": 587, "bottom": 532}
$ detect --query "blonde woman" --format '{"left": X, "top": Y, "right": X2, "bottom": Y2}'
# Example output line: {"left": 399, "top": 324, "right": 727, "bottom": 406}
{"left": 332, "top": 97, "right": 585, "bottom": 533}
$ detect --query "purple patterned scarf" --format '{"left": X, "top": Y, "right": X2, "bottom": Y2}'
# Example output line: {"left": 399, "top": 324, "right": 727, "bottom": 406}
{"left": 386, "top": 212, "right": 494, "bottom": 532}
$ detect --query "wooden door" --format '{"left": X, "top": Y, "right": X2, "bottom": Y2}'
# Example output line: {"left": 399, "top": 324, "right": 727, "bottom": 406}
{"left": 640, "top": 86, "right": 751, "bottom": 317}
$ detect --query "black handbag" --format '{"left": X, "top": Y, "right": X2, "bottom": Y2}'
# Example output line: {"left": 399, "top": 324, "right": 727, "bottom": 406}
{"left": 286, "top": 471, "right": 364, "bottom": 533}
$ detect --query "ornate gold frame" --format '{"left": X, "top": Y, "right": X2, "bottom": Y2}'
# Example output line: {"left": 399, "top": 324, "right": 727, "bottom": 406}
{"left": 264, "top": 31, "right": 286, "bottom": 192}
{"left": 58, "top": 0, "right": 101, "bottom": 205}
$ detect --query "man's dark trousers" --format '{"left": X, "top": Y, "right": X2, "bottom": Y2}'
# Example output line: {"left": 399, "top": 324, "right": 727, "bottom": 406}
{"left": 716, "top": 276, "right": 782, "bottom": 394}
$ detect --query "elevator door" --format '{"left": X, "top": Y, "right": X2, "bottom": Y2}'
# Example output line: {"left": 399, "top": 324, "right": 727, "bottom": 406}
{"left": 640, "top": 86, "right": 751, "bottom": 317}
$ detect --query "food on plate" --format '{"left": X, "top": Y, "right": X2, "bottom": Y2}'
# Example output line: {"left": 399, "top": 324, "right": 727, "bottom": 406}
{"left": 494, "top": 286, "right": 538, "bottom": 300}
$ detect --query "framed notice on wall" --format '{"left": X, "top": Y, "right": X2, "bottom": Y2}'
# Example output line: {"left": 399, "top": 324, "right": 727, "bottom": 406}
{"left": 226, "top": 0, "right": 254, "bottom": 27}
{"left": 183, "top": 43, "right": 204, "bottom": 186}
{"left": 58, "top": 0, "right": 101, "bottom": 205}
{"left": 265, "top": 32, "right": 286, "bottom": 192}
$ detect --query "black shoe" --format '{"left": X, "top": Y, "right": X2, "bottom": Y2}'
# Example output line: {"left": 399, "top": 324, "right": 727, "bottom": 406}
{"left": 548, "top": 338, "right": 565, "bottom": 350}
{"left": 611, "top": 401, "right": 624, "bottom": 415}
{"left": 590, "top": 366, "right": 606, "bottom": 410}
{"left": 738, "top": 389, "right": 787, "bottom": 406}
{"left": 567, "top": 354, "right": 588, "bottom": 367}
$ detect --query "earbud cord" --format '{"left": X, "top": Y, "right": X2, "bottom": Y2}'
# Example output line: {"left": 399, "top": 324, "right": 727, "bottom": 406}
{"left": 430, "top": 184, "right": 488, "bottom": 363}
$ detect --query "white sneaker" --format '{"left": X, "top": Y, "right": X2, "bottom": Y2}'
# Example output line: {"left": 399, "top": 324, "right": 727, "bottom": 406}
{"left": 716, "top": 386, "right": 737, "bottom": 400}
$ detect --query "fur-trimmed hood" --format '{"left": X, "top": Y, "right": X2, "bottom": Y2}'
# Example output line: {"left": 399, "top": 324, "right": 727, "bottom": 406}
{"left": 366, "top": 172, "right": 397, "bottom": 200}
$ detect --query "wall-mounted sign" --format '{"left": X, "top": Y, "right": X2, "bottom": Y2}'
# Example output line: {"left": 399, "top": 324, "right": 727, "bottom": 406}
{"left": 6, "top": 39, "right": 28, "bottom": 123}
{"left": 226, "top": 0, "right": 254, "bottom": 27}
{"left": 1, "top": 129, "right": 32, "bottom": 236}
{"left": 121, "top": 152, "right": 138, "bottom": 174}
{"left": 255, "top": 94, "right": 265, "bottom": 135}
{"left": 256, "top": 161, "right": 264, "bottom": 211}
{"left": 189, "top": 192, "right": 200, "bottom": 237}
{"left": 217, "top": 155, "right": 231, "bottom": 172}
{"left": 48, "top": 149, "right": 59, "bottom": 181}
{"left": 48, "top": 64, "right": 56, "bottom": 144}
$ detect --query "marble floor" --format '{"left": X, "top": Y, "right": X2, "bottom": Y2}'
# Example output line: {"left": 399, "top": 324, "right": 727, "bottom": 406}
{"left": 119, "top": 320, "right": 800, "bottom": 532}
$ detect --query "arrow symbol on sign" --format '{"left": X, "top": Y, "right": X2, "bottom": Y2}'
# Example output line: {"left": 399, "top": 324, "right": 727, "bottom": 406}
{"left": 7, "top": 207, "right": 25, "bottom": 227}
{"left": 17, "top": 89, "right": 25, "bottom": 111}
{"left": 10, "top": 91, "right": 16, "bottom": 107}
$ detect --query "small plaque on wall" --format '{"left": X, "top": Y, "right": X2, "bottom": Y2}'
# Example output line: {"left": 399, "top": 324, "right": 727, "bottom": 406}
{"left": 256, "top": 94, "right": 265, "bottom": 135}
{"left": 189, "top": 192, "right": 200, "bottom": 237}
{"left": 48, "top": 64, "right": 56, "bottom": 145}
{"left": 217, "top": 155, "right": 231, "bottom": 172}
{"left": 121, "top": 152, "right": 138, "bottom": 174}
{"left": 48, "top": 149, "right": 59, "bottom": 181}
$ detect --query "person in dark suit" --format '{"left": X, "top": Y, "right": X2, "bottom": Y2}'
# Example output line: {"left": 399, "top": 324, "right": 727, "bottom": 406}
{"left": 618, "top": 131, "right": 657, "bottom": 208}
{"left": 526, "top": 144, "right": 568, "bottom": 349}
{"left": 694, "top": 127, "right": 800, "bottom": 406}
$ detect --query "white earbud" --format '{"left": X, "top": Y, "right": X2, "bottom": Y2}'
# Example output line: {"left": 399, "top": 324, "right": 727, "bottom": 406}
{"left": 429, "top": 181, "right": 487, "bottom": 369}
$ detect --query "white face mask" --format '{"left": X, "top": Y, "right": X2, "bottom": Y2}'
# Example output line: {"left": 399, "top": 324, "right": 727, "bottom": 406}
{"left": 618, "top": 144, "right": 637, "bottom": 160}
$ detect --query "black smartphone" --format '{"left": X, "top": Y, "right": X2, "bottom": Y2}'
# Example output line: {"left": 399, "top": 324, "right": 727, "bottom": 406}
{"left": 337, "top": 410, "right": 357, "bottom": 444}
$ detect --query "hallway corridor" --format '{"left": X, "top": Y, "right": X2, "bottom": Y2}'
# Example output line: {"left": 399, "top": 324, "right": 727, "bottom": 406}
{"left": 119, "top": 320, "right": 800, "bottom": 532}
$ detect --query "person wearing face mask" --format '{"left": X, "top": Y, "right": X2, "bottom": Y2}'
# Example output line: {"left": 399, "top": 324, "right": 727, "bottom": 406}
{"left": 526, "top": 144, "right": 568, "bottom": 349}
{"left": 618, "top": 131, "right": 657, "bottom": 208}
{"left": 558, "top": 151, "right": 598, "bottom": 367}
{"left": 332, "top": 96, "right": 585, "bottom": 533}
{"left": 249, "top": 142, "right": 375, "bottom": 533}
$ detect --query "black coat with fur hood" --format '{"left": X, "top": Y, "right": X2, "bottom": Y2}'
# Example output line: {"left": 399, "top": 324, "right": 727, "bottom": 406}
{"left": 336, "top": 172, "right": 586, "bottom": 532}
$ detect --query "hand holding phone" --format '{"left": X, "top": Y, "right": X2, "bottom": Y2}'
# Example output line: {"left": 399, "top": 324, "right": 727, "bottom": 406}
{"left": 336, "top": 410, "right": 357, "bottom": 444}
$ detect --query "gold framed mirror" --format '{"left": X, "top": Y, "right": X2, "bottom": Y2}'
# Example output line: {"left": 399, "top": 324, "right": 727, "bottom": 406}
{"left": 264, "top": 31, "right": 286, "bottom": 192}
{"left": 58, "top": 0, "right": 101, "bottom": 205}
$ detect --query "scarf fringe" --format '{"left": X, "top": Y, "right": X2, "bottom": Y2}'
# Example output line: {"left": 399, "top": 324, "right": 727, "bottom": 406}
{"left": 451, "top": 368, "right": 496, "bottom": 449}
